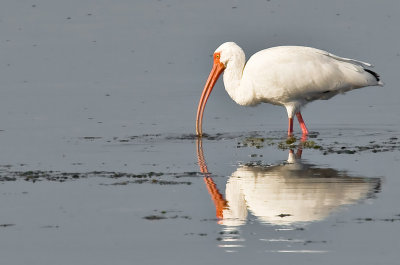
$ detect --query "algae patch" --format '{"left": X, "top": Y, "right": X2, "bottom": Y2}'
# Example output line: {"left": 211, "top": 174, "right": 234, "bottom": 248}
{"left": 238, "top": 136, "right": 321, "bottom": 151}
{"left": 236, "top": 132, "right": 399, "bottom": 155}
{"left": 0, "top": 170, "right": 197, "bottom": 186}
{"left": 143, "top": 210, "right": 192, "bottom": 221}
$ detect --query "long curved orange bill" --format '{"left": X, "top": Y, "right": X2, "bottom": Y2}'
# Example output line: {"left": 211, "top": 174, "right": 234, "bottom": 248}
{"left": 196, "top": 53, "right": 225, "bottom": 136}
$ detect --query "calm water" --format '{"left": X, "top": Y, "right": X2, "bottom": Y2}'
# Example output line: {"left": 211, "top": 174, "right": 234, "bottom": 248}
{"left": 0, "top": 0, "right": 399, "bottom": 264}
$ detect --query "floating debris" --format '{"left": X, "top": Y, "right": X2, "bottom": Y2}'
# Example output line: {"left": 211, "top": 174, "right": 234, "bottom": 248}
{"left": 0, "top": 170, "right": 196, "bottom": 185}
{"left": 143, "top": 215, "right": 167, "bottom": 220}
{"left": 277, "top": 213, "right": 292, "bottom": 218}
{"left": 0, "top": 224, "right": 15, "bottom": 227}
{"left": 78, "top": 131, "right": 400, "bottom": 155}
{"left": 143, "top": 210, "right": 192, "bottom": 221}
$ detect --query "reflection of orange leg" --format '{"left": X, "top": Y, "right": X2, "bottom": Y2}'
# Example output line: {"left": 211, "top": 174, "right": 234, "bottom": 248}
{"left": 288, "top": 148, "right": 303, "bottom": 162}
{"left": 296, "top": 112, "right": 309, "bottom": 135}
{"left": 296, "top": 148, "right": 303, "bottom": 159}
{"left": 290, "top": 148, "right": 303, "bottom": 158}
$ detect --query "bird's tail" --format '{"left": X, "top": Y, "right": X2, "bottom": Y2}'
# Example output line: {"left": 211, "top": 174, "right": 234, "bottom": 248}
{"left": 364, "top": 68, "right": 384, "bottom": 86}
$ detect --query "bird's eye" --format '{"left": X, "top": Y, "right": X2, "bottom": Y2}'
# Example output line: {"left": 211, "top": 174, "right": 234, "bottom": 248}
{"left": 216, "top": 54, "right": 220, "bottom": 59}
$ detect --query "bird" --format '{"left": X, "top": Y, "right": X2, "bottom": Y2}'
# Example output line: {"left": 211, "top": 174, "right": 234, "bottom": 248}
{"left": 196, "top": 42, "right": 383, "bottom": 137}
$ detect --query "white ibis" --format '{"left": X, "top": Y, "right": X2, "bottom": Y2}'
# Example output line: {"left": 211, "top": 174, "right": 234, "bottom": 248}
{"left": 196, "top": 42, "right": 383, "bottom": 136}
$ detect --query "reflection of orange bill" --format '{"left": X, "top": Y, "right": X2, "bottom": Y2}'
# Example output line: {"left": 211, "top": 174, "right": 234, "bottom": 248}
{"left": 196, "top": 138, "right": 227, "bottom": 220}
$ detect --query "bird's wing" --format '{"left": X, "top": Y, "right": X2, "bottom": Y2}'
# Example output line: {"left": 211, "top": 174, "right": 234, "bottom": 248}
{"left": 242, "top": 46, "right": 377, "bottom": 105}
{"left": 318, "top": 51, "right": 373, "bottom": 68}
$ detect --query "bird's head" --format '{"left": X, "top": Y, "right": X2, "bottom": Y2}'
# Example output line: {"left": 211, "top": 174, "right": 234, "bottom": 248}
{"left": 196, "top": 42, "right": 243, "bottom": 136}
{"left": 214, "top": 42, "right": 243, "bottom": 66}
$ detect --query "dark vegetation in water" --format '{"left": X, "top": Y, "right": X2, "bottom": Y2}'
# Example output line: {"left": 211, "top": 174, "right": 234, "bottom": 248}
{"left": 4, "top": 131, "right": 394, "bottom": 184}
{"left": 236, "top": 133, "right": 399, "bottom": 155}
{"left": 216, "top": 230, "right": 241, "bottom": 241}
{"left": 80, "top": 131, "right": 400, "bottom": 155}
{"left": 92, "top": 132, "right": 261, "bottom": 143}
{"left": 166, "top": 133, "right": 247, "bottom": 141}
{"left": 237, "top": 136, "right": 322, "bottom": 150}
{"left": 318, "top": 136, "right": 399, "bottom": 155}
{"left": 0, "top": 224, "right": 15, "bottom": 227}
{"left": 143, "top": 210, "right": 192, "bottom": 221}
{"left": 184, "top": 232, "right": 209, "bottom": 237}
{"left": 143, "top": 215, "right": 167, "bottom": 220}
{"left": 101, "top": 179, "right": 192, "bottom": 186}
{"left": 277, "top": 213, "right": 292, "bottom": 218}
{"left": 0, "top": 169, "right": 198, "bottom": 185}
{"left": 40, "top": 225, "right": 60, "bottom": 229}
{"left": 303, "top": 240, "right": 328, "bottom": 245}
{"left": 355, "top": 214, "right": 400, "bottom": 223}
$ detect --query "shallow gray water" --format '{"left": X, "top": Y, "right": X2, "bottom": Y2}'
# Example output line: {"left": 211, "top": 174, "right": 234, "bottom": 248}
{"left": 0, "top": 0, "right": 399, "bottom": 264}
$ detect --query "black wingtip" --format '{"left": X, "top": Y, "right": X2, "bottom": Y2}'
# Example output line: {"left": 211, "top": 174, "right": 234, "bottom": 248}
{"left": 364, "top": 69, "right": 380, "bottom": 82}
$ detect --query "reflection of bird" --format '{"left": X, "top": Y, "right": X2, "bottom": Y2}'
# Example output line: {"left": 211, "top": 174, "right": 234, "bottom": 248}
{"left": 222, "top": 159, "right": 380, "bottom": 226}
{"left": 196, "top": 42, "right": 383, "bottom": 136}
{"left": 196, "top": 139, "right": 381, "bottom": 226}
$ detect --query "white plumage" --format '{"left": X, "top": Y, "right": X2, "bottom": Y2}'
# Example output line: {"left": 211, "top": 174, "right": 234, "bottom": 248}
{"left": 196, "top": 42, "right": 383, "bottom": 136}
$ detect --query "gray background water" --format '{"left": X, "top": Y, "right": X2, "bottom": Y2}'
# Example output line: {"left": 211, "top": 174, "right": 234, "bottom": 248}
{"left": 0, "top": 1, "right": 399, "bottom": 264}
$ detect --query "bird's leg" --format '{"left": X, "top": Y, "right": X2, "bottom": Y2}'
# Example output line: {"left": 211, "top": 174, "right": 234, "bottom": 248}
{"left": 288, "top": 117, "right": 294, "bottom": 136}
{"left": 296, "top": 112, "right": 309, "bottom": 135}
{"left": 300, "top": 134, "right": 308, "bottom": 142}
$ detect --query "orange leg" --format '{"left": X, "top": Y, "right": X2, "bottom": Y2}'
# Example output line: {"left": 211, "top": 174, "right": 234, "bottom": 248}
{"left": 288, "top": 117, "right": 294, "bottom": 136}
{"left": 296, "top": 112, "right": 309, "bottom": 135}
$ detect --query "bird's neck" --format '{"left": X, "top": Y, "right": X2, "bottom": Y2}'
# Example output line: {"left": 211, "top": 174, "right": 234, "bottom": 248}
{"left": 223, "top": 52, "right": 254, "bottom": 106}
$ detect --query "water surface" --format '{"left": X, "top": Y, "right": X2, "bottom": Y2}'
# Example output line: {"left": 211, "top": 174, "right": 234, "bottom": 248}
{"left": 0, "top": 0, "right": 399, "bottom": 264}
